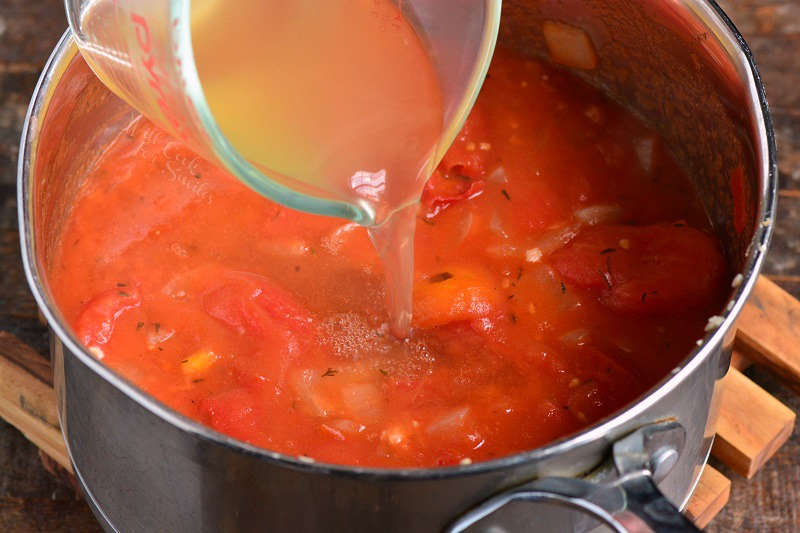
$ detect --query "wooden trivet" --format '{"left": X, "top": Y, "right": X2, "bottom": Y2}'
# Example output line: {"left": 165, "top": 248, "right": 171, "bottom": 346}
{"left": 1, "top": 275, "right": 798, "bottom": 529}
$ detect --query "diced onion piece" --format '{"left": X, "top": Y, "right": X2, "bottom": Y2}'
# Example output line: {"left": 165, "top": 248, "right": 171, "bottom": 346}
{"left": 426, "top": 407, "right": 469, "bottom": 435}
{"left": 574, "top": 205, "right": 623, "bottom": 226}
{"left": 487, "top": 166, "right": 508, "bottom": 184}
{"left": 147, "top": 325, "right": 175, "bottom": 349}
{"left": 455, "top": 210, "right": 475, "bottom": 245}
{"left": 182, "top": 350, "right": 218, "bottom": 376}
{"left": 559, "top": 329, "right": 590, "bottom": 346}
{"left": 542, "top": 21, "right": 598, "bottom": 70}
{"left": 528, "top": 223, "right": 581, "bottom": 257}
{"left": 489, "top": 210, "right": 509, "bottom": 239}
{"left": 322, "top": 223, "right": 360, "bottom": 254}
{"left": 486, "top": 244, "right": 520, "bottom": 258}
{"left": 526, "top": 247, "right": 543, "bottom": 263}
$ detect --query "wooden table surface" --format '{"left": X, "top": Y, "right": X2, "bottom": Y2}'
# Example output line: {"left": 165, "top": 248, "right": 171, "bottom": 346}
{"left": 0, "top": 1, "right": 798, "bottom": 531}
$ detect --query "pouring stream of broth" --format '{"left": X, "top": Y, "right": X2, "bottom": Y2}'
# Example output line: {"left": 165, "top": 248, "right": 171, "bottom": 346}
{"left": 191, "top": 0, "right": 445, "bottom": 336}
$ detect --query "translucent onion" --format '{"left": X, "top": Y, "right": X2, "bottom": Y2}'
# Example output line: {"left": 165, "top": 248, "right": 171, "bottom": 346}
{"left": 574, "top": 205, "right": 623, "bottom": 226}
{"left": 426, "top": 406, "right": 469, "bottom": 435}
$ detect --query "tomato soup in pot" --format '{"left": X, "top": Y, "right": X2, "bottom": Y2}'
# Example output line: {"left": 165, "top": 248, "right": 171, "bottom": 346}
{"left": 49, "top": 49, "right": 727, "bottom": 468}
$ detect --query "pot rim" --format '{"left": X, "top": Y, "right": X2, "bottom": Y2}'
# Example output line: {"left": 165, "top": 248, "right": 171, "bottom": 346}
{"left": 18, "top": 1, "right": 778, "bottom": 482}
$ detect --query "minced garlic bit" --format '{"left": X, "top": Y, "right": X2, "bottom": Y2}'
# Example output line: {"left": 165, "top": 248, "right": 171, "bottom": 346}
{"left": 527, "top": 302, "right": 536, "bottom": 315}
{"left": 731, "top": 273, "right": 744, "bottom": 288}
{"left": 479, "top": 142, "right": 492, "bottom": 151}
{"left": 460, "top": 458, "right": 473, "bottom": 465}
{"left": 761, "top": 218, "right": 772, "bottom": 228}
{"left": 465, "top": 141, "right": 476, "bottom": 151}
{"left": 704, "top": 315, "right": 725, "bottom": 332}
{"left": 297, "top": 455, "right": 316, "bottom": 464}
{"left": 88, "top": 346, "right": 105, "bottom": 360}
{"left": 526, "top": 247, "right": 543, "bottom": 263}
{"left": 696, "top": 339, "right": 704, "bottom": 346}
{"left": 726, "top": 300, "right": 735, "bottom": 312}
{"left": 568, "top": 378, "right": 580, "bottom": 389}
{"left": 618, "top": 238, "right": 631, "bottom": 250}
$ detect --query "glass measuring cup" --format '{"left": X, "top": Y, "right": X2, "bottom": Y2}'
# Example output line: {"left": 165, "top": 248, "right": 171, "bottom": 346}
{"left": 64, "top": 0, "right": 501, "bottom": 226}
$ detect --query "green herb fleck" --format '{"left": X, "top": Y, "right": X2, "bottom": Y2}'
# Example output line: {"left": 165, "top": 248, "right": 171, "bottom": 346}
{"left": 118, "top": 291, "right": 130, "bottom": 297}
{"left": 510, "top": 313, "right": 518, "bottom": 323}
{"left": 116, "top": 282, "right": 127, "bottom": 287}
{"left": 517, "top": 267, "right": 523, "bottom": 280}
{"left": 136, "top": 322, "right": 145, "bottom": 331}
{"left": 560, "top": 281, "right": 566, "bottom": 294}
{"left": 154, "top": 322, "right": 161, "bottom": 333}
{"left": 181, "top": 359, "right": 188, "bottom": 364}
{"left": 192, "top": 378, "right": 204, "bottom": 384}
{"left": 420, "top": 217, "right": 435, "bottom": 226}
{"left": 193, "top": 173, "right": 202, "bottom": 180}
{"left": 429, "top": 272, "right": 454, "bottom": 283}
{"left": 291, "top": 400, "right": 297, "bottom": 409}
{"left": 379, "top": 369, "right": 388, "bottom": 376}
{"left": 322, "top": 368, "right": 338, "bottom": 377}
{"left": 600, "top": 248, "right": 616, "bottom": 255}
{"left": 501, "top": 189, "right": 511, "bottom": 200}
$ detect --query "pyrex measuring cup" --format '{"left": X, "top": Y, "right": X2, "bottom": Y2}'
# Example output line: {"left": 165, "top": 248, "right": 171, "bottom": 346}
{"left": 64, "top": 0, "right": 501, "bottom": 225}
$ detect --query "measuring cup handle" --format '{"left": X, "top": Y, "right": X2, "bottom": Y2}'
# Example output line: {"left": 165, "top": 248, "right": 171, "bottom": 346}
{"left": 447, "top": 421, "right": 702, "bottom": 533}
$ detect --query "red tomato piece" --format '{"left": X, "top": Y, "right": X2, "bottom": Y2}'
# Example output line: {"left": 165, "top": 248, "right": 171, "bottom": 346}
{"left": 203, "top": 272, "right": 313, "bottom": 338}
{"left": 550, "top": 224, "right": 725, "bottom": 313}
{"left": 421, "top": 170, "right": 484, "bottom": 212}
{"left": 76, "top": 287, "right": 142, "bottom": 347}
{"left": 412, "top": 267, "right": 506, "bottom": 328}
{"left": 439, "top": 107, "right": 493, "bottom": 180}
{"left": 200, "top": 388, "right": 262, "bottom": 442}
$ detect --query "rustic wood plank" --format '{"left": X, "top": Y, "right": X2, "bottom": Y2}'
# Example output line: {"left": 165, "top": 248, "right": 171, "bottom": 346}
{"left": 685, "top": 465, "right": 731, "bottom": 529}
{"left": 736, "top": 276, "right": 800, "bottom": 394}
{"left": 0, "top": 330, "right": 53, "bottom": 386}
{"left": 729, "top": 350, "right": 752, "bottom": 372}
{"left": 711, "top": 367, "right": 796, "bottom": 478}
{"left": 0, "top": 332, "right": 70, "bottom": 472}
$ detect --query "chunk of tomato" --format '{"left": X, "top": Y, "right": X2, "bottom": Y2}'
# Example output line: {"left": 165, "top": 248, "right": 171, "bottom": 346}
{"left": 550, "top": 224, "right": 725, "bottom": 313}
{"left": 412, "top": 267, "right": 506, "bottom": 328}
{"left": 439, "top": 107, "right": 493, "bottom": 180}
{"left": 200, "top": 388, "right": 262, "bottom": 443}
{"left": 76, "top": 287, "right": 142, "bottom": 347}
{"left": 421, "top": 107, "right": 494, "bottom": 215}
{"left": 203, "top": 272, "right": 313, "bottom": 338}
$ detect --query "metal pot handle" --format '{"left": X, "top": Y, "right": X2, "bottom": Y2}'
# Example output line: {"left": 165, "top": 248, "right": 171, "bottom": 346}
{"left": 447, "top": 421, "right": 702, "bottom": 533}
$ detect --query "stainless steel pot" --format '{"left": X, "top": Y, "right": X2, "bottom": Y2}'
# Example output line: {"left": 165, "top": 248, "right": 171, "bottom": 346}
{"left": 18, "top": 1, "right": 776, "bottom": 531}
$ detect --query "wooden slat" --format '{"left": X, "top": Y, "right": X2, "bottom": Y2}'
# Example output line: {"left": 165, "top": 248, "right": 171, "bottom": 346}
{"left": 711, "top": 367, "right": 795, "bottom": 478}
{"left": 684, "top": 465, "right": 731, "bottom": 528}
{"left": 729, "top": 350, "right": 752, "bottom": 372}
{"left": 736, "top": 276, "right": 800, "bottom": 393}
{"left": 0, "top": 335, "right": 71, "bottom": 472}
{"left": 0, "top": 330, "right": 53, "bottom": 386}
